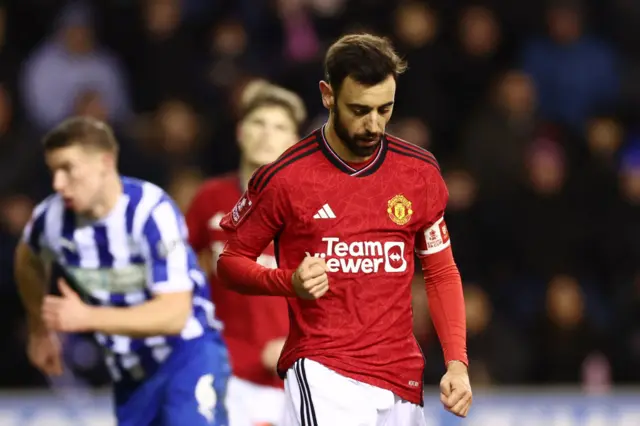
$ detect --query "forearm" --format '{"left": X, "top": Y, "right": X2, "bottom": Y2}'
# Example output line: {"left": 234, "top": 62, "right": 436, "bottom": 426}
{"left": 14, "top": 243, "right": 48, "bottom": 327}
{"left": 420, "top": 250, "right": 468, "bottom": 366}
{"left": 217, "top": 247, "right": 296, "bottom": 297}
{"left": 85, "top": 296, "right": 190, "bottom": 337}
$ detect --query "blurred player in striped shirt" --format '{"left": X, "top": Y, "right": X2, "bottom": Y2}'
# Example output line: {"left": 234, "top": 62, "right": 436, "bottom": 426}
{"left": 14, "top": 117, "right": 230, "bottom": 426}
{"left": 186, "top": 81, "right": 306, "bottom": 426}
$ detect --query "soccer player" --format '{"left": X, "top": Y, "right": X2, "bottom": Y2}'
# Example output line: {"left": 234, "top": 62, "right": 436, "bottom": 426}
{"left": 186, "top": 82, "right": 306, "bottom": 426}
{"left": 217, "top": 34, "right": 472, "bottom": 425}
{"left": 14, "top": 117, "right": 230, "bottom": 426}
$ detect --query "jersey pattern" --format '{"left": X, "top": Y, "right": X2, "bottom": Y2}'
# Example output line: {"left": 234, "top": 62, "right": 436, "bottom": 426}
{"left": 220, "top": 127, "right": 449, "bottom": 405}
{"left": 23, "top": 177, "right": 222, "bottom": 383}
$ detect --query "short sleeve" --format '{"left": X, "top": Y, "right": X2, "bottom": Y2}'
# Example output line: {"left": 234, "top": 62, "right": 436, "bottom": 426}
{"left": 141, "top": 198, "right": 195, "bottom": 294}
{"left": 415, "top": 168, "right": 451, "bottom": 257}
{"left": 219, "top": 170, "right": 287, "bottom": 259}
{"left": 185, "top": 185, "right": 211, "bottom": 253}
{"left": 21, "top": 197, "right": 53, "bottom": 256}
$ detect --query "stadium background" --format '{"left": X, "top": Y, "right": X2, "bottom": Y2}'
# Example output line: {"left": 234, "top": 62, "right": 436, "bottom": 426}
{"left": 0, "top": 0, "right": 639, "bottom": 424}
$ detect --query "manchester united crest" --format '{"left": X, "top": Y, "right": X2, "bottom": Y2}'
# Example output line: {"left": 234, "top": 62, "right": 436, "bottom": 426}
{"left": 387, "top": 194, "right": 413, "bottom": 225}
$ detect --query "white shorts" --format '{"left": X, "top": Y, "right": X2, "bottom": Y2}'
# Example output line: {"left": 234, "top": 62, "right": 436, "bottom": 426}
{"left": 280, "top": 358, "right": 426, "bottom": 426}
{"left": 226, "top": 376, "right": 286, "bottom": 426}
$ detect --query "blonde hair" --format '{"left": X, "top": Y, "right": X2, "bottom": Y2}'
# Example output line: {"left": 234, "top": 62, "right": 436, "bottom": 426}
{"left": 43, "top": 116, "right": 118, "bottom": 153}
{"left": 239, "top": 80, "right": 307, "bottom": 128}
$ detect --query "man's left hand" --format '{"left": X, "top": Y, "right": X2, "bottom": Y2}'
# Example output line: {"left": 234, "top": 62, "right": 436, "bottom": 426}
{"left": 42, "top": 278, "right": 93, "bottom": 333}
{"left": 439, "top": 360, "right": 473, "bottom": 418}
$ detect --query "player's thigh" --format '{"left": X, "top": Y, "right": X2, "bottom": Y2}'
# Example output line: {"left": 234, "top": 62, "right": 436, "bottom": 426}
{"left": 280, "top": 358, "right": 377, "bottom": 426}
{"left": 162, "top": 339, "right": 231, "bottom": 426}
{"left": 227, "top": 376, "right": 285, "bottom": 426}
{"left": 378, "top": 398, "right": 426, "bottom": 426}
{"left": 113, "top": 380, "right": 163, "bottom": 426}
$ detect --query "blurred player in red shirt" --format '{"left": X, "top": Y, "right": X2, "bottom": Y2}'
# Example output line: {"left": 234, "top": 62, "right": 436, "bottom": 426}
{"left": 186, "top": 82, "right": 307, "bottom": 426}
{"left": 217, "top": 34, "right": 472, "bottom": 425}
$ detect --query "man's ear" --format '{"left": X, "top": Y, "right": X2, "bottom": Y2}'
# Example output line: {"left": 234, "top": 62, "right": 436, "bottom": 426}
{"left": 102, "top": 151, "right": 117, "bottom": 170}
{"left": 319, "top": 81, "right": 334, "bottom": 110}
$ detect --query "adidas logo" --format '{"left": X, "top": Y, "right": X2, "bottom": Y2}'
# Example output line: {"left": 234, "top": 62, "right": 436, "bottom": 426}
{"left": 313, "top": 204, "right": 336, "bottom": 219}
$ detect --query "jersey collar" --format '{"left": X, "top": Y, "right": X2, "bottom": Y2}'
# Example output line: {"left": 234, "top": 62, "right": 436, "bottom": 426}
{"left": 317, "top": 125, "right": 387, "bottom": 177}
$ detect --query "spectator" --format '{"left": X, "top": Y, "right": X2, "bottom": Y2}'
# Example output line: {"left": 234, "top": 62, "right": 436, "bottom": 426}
{"left": 129, "top": 0, "right": 203, "bottom": 111}
{"left": 522, "top": 0, "right": 619, "bottom": 132}
{"left": 0, "top": 84, "right": 43, "bottom": 198}
{"left": 20, "top": 1, "right": 131, "bottom": 130}
{"left": 462, "top": 69, "right": 538, "bottom": 201}
{"left": 531, "top": 274, "right": 610, "bottom": 385}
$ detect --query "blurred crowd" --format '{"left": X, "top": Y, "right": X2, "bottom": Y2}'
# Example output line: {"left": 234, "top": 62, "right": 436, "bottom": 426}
{"left": 1, "top": 0, "right": 639, "bottom": 391}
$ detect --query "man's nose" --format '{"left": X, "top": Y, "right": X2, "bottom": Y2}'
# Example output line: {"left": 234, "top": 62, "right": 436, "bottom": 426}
{"left": 364, "top": 112, "right": 382, "bottom": 134}
{"left": 52, "top": 171, "right": 66, "bottom": 193}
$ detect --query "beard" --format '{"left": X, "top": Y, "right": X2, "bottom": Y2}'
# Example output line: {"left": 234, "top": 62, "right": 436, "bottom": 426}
{"left": 333, "top": 104, "right": 383, "bottom": 158}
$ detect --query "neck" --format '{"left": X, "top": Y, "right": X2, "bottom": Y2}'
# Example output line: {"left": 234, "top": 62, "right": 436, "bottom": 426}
{"left": 325, "top": 115, "right": 371, "bottom": 163}
{"left": 88, "top": 173, "right": 122, "bottom": 219}
{"left": 239, "top": 159, "right": 259, "bottom": 191}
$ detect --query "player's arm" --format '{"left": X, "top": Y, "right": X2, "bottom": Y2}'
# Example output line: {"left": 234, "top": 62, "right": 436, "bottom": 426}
{"left": 416, "top": 169, "right": 471, "bottom": 417}
{"left": 16, "top": 204, "right": 64, "bottom": 376}
{"left": 15, "top": 241, "right": 50, "bottom": 330}
{"left": 83, "top": 294, "right": 190, "bottom": 338}
{"left": 83, "top": 200, "right": 194, "bottom": 337}
{"left": 15, "top": 203, "right": 52, "bottom": 331}
{"left": 415, "top": 172, "right": 468, "bottom": 368}
{"left": 417, "top": 230, "right": 467, "bottom": 367}
{"left": 216, "top": 172, "right": 297, "bottom": 296}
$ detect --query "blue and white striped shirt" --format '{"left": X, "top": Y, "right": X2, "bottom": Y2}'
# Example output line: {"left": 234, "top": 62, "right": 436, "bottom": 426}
{"left": 22, "top": 177, "right": 222, "bottom": 382}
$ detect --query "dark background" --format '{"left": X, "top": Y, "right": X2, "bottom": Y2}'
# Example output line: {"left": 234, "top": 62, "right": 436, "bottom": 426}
{"left": 0, "top": 0, "right": 638, "bottom": 391}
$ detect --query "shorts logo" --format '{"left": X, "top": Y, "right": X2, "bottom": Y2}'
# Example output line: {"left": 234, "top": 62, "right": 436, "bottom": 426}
{"left": 195, "top": 374, "right": 217, "bottom": 422}
{"left": 231, "top": 194, "right": 252, "bottom": 225}
{"left": 387, "top": 194, "right": 413, "bottom": 226}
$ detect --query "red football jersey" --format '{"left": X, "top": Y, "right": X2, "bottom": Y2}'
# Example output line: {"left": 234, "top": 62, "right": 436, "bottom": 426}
{"left": 219, "top": 128, "right": 466, "bottom": 405}
{"left": 186, "top": 173, "right": 289, "bottom": 388}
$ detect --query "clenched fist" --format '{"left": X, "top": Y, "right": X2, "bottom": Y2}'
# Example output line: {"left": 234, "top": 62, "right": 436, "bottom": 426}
{"left": 42, "top": 278, "right": 92, "bottom": 333}
{"left": 27, "top": 327, "right": 63, "bottom": 376}
{"left": 440, "top": 361, "right": 473, "bottom": 418}
{"left": 292, "top": 256, "right": 329, "bottom": 300}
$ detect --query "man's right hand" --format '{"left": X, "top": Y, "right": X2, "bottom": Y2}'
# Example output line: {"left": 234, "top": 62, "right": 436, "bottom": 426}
{"left": 27, "top": 326, "right": 63, "bottom": 376}
{"left": 292, "top": 256, "right": 329, "bottom": 300}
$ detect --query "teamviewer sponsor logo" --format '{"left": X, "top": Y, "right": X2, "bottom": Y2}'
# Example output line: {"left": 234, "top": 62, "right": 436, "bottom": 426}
{"left": 383, "top": 241, "right": 407, "bottom": 273}
{"left": 306, "top": 237, "right": 407, "bottom": 274}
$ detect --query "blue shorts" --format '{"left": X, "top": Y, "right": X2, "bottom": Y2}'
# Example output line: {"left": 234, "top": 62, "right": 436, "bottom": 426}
{"left": 113, "top": 335, "right": 230, "bottom": 426}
